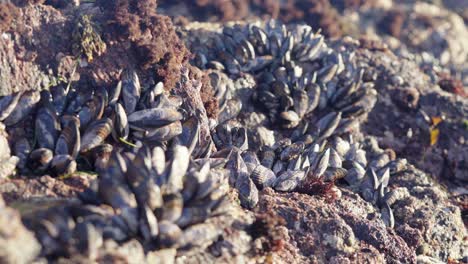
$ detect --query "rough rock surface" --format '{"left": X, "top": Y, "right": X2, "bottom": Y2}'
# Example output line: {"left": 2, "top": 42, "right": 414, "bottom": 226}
{"left": 389, "top": 166, "right": 466, "bottom": 261}
{"left": 0, "top": 1, "right": 466, "bottom": 263}
{"left": 0, "top": 196, "right": 41, "bottom": 264}
{"left": 257, "top": 188, "right": 415, "bottom": 263}
{"left": 0, "top": 123, "right": 17, "bottom": 179}
{"left": 0, "top": 174, "right": 90, "bottom": 204}
{"left": 0, "top": 1, "right": 192, "bottom": 95}
{"left": 352, "top": 41, "right": 468, "bottom": 186}
{"left": 254, "top": 163, "right": 467, "bottom": 263}
{"left": 0, "top": 4, "right": 67, "bottom": 96}
{"left": 179, "top": 20, "right": 467, "bottom": 263}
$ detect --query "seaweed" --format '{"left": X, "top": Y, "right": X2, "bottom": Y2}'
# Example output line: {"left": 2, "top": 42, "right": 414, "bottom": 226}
{"left": 295, "top": 175, "right": 338, "bottom": 202}
{"left": 249, "top": 212, "right": 286, "bottom": 253}
{"left": 72, "top": 15, "right": 107, "bottom": 62}
{"left": 96, "top": 0, "right": 189, "bottom": 90}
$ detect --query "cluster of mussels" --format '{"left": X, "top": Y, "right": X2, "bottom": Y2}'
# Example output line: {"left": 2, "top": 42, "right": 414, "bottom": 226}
{"left": 0, "top": 69, "right": 188, "bottom": 178}
{"left": 191, "top": 20, "right": 407, "bottom": 227}
{"left": 0, "top": 19, "right": 411, "bottom": 260}
{"left": 0, "top": 69, "right": 232, "bottom": 258}
{"left": 23, "top": 143, "right": 231, "bottom": 259}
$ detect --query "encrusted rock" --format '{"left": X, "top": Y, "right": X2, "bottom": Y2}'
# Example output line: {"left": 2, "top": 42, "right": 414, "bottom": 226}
{"left": 0, "top": 196, "right": 41, "bottom": 264}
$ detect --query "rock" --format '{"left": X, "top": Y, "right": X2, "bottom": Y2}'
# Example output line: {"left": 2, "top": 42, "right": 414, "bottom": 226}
{"left": 0, "top": 4, "right": 69, "bottom": 96}
{"left": 0, "top": 1, "right": 465, "bottom": 263}
{"left": 147, "top": 249, "right": 176, "bottom": 264}
{"left": 0, "top": 195, "right": 41, "bottom": 264}
{"left": 416, "top": 255, "right": 445, "bottom": 264}
{"left": 389, "top": 167, "right": 466, "bottom": 261}
{"left": 256, "top": 188, "right": 415, "bottom": 262}
{"left": 446, "top": 144, "right": 468, "bottom": 182}
{"left": 0, "top": 174, "right": 91, "bottom": 204}
{"left": 0, "top": 122, "right": 17, "bottom": 179}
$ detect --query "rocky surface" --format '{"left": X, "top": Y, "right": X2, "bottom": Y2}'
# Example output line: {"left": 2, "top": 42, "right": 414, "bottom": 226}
{"left": 0, "top": 196, "right": 41, "bottom": 264}
{"left": 352, "top": 41, "right": 468, "bottom": 190}
{"left": 0, "top": 0, "right": 466, "bottom": 263}
{"left": 0, "top": 174, "right": 90, "bottom": 204}
{"left": 246, "top": 164, "right": 466, "bottom": 263}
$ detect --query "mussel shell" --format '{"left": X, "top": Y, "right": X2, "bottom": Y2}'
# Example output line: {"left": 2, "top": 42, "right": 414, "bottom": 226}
{"left": 260, "top": 147, "right": 275, "bottom": 169}
{"left": 139, "top": 205, "right": 159, "bottom": 242}
{"left": 28, "top": 148, "right": 53, "bottom": 172}
{"left": 110, "top": 103, "right": 129, "bottom": 141}
{"left": 248, "top": 163, "right": 276, "bottom": 189}
{"left": 316, "top": 111, "right": 342, "bottom": 140}
{"left": 109, "top": 81, "right": 122, "bottom": 106}
{"left": 219, "top": 99, "right": 242, "bottom": 124}
{"left": 50, "top": 85, "right": 67, "bottom": 115}
{"left": 128, "top": 108, "right": 182, "bottom": 128}
{"left": 35, "top": 104, "right": 60, "bottom": 150}
{"left": 90, "top": 143, "right": 113, "bottom": 172}
{"left": 165, "top": 145, "right": 190, "bottom": 191}
{"left": 381, "top": 202, "right": 395, "bottom": 228}
{"left": 279, "top": 111, "right": 300, "bottom": 128}
{"left": 120, "top": 69, "right": 141, "bottom": 114}
{"left": 322, "top": 167, "right": 347, "bottom": 182}
{"left": 65, "top": 87, "right": 94, "bottom": 114}
{"left": 78, "top": 95, "right": 106, "bottom": 130}
{"left": 274, "top": 170, "right": 305, "bottom": 192}
{"left": 55, "top": 115, "right": 81, "bottom": 159}
{"left": 80, "top": 118, "right": 113, "bottom": 153}
{"left": 50, "top": 154, "right": 77, "bottom": 176}
{"left": 235, "top": 173, "right": 259, "bottom": 209}
{"left": 157, "top": 220, "right": 182, "bottom": 248}
{"left": 4, "top": 91, "right": 40, "bottom": 126}
{"left": 133, "top": 121, "right": 182, "bottom": 142}
{"left": 176, "top": 116, "right": 200, "bottom": 155}
{"left": 0, "top": 92, "right": 22, "bottom": 121}
{"left": 176, "top": 206, "right": 210, "bottom": 228}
